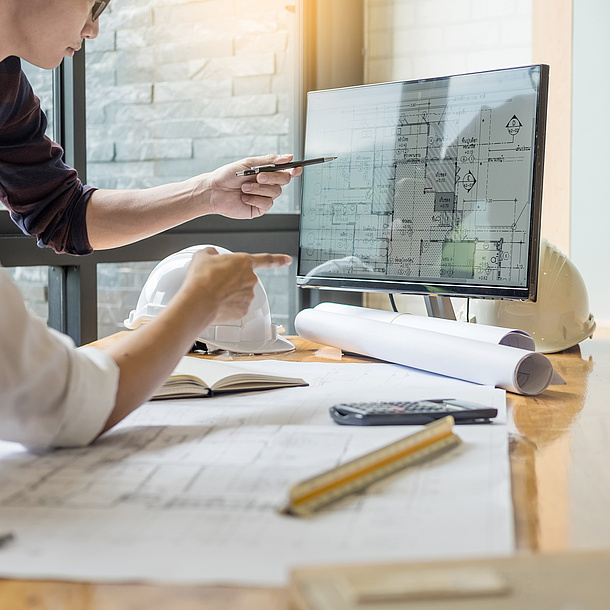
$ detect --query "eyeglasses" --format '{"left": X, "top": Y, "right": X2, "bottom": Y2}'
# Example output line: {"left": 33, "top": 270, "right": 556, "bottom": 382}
{"left": 91, "top": 0, "right": 110, "bottom": 21}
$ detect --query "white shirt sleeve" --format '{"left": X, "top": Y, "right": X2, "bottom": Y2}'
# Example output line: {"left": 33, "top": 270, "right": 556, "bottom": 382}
{"left": 0, "top": 266, "right": 120, "bottom": 450}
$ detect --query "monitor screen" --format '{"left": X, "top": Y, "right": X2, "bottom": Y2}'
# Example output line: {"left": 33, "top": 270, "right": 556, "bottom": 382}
{"left": 297, "top": 65, "right": 549, "bottom": 300}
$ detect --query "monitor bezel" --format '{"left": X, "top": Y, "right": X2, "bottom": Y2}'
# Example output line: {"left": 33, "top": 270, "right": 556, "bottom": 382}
{"left": 296, "top": 64, "right": 549, "bottom": 302}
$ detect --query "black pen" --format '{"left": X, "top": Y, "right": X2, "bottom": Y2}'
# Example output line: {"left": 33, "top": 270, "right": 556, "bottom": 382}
{"left": 236, "top": 156, "right": 337, "bottom": 176}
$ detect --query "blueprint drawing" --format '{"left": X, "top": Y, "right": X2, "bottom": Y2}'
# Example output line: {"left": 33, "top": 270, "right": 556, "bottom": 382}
{"left": 0, "top": 362, "right": 511, "bottom": 586}
{"left": 300, "top": 68, "right": 542, "bottom": 288}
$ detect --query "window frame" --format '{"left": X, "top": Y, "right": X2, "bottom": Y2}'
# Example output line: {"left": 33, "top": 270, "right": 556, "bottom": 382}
{"left": 0, "top": 0, "right": 364, "bottom": 345}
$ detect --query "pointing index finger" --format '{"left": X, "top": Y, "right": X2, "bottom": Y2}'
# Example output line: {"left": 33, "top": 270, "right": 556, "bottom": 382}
{"left": 250, "top": 253, "right": 293, "bottom": 268}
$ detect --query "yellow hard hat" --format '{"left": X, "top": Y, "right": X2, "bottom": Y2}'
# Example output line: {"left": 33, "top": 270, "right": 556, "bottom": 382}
{"left": 467, "top": 239, "right": 596, "bottom": 353}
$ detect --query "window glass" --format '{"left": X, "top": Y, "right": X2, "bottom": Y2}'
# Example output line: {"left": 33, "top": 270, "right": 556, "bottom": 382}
{"left": 85, "top": 0, "right": 299, "bottom": 211}
{"left": 4, "top": 267, "right": 49, "bottom": 324}
{"left": 87, "top": 0, "right": 300, "bottom": 339}
{"left": 98, "top": 261, "right": 298, "bottom": 339}
{"left": 256, "top": 262, "right": 298, "bottom": 332}
{"left": 97, "top": 261, "right": 158, "bottom": 339}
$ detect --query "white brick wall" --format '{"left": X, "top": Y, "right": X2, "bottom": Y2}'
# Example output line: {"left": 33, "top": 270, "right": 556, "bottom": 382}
{"left": 5, "top": 2, "right": 298, "bottom": 337}
{"left": 365, "top": 0, "right": 533, "bottom": 84}
{"left": 83, "top": 0, "right": 299, "bottom": 337}
{"left": 86, "top": 0, "right": 297, "bottom": 203}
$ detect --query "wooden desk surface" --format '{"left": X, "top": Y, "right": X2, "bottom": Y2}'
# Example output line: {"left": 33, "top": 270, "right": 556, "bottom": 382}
{"left": 2, "top": 333, "right": 609, "bottom": 609}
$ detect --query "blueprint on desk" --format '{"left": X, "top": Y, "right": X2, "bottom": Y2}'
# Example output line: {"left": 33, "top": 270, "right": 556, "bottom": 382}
{"left": 0, "top": 362, "right": 512, "bottom": 586}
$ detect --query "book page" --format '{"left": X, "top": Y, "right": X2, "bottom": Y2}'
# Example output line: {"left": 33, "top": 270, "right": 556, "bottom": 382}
{"left": 159, "top": 356, "right": 307, "bottom": 395}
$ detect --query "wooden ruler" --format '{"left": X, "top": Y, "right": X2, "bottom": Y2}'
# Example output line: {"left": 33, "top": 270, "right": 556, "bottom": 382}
{"left": 280, "top": 415, "right": 461, "bottom": 516}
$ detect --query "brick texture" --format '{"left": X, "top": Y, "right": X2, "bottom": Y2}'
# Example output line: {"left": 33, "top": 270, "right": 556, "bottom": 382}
{"left": 365, "top": 0, "right": 533, "bottom": 83}
{"left": 85, "top": 0, "right": 297, "bottom": 208}
{"left": 85, "top": 0, "right": 298, "bottom": 337}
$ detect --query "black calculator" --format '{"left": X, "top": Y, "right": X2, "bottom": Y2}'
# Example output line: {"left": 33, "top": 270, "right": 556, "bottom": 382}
{"left": 329, "top": 399, "right": 498, "bottom": 426}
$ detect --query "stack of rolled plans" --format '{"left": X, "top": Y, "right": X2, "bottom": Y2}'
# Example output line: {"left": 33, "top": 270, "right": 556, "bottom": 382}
{"left": 295, "top": 303, "right": 564, "bottom": 395}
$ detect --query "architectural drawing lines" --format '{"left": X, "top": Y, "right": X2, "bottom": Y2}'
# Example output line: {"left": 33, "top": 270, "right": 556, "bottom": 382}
{"left": 300, "top": 73, "right": 539, "bottom": 288}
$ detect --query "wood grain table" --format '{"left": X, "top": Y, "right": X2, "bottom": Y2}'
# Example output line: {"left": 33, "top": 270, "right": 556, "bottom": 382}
{"left": 2, "top": 332, "right": 609, "bottom": 609}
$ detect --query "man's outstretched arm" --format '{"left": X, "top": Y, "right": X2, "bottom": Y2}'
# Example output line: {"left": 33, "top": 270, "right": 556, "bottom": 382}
{"left": 85, "top": 154, "right": 302, "bottom": 250}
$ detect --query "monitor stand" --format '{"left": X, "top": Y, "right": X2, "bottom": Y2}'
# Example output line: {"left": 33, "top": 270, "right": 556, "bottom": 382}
{"left": 424, "top": 295, "right": 456, "bottom": 320}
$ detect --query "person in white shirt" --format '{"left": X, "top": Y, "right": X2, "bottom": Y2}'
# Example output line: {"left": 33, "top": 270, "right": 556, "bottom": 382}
{"left": 0, "top": 249, "right": 292, "bottom": 451}
{"left": 0, "top": 0, "right": 300, "bottom": 450}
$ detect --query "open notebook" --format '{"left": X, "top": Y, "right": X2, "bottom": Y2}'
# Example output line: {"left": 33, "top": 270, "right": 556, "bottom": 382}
{"left": 152, "top": 356, "right": 308, "bottom": 399}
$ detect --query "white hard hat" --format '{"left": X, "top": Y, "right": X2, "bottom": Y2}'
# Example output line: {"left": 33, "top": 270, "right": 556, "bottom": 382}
{"left": 124, "top": 245, "right": 295, "bottom": 354}
{"left": 467, "top": 239, "right": 596, "bottom": 353}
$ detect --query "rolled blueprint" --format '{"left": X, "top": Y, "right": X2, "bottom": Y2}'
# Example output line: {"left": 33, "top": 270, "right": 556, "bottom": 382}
{"left": 295, "top": 308, "right": 556, "bottom": 395}
{"left": 314, "top": 303, "right": 536, "bottom": 351}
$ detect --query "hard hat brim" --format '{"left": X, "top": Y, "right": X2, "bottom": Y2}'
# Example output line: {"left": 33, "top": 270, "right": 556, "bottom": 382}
{"left": 201, "top": 334, "right": 295, "bottom": 355}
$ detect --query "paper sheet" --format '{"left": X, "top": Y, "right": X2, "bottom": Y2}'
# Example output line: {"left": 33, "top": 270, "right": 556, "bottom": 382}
{"left": 295, "top": 308, "right": 557, "bottom": 395}
{"left": 0, "top": 362, "right": 512, "bottom": 586}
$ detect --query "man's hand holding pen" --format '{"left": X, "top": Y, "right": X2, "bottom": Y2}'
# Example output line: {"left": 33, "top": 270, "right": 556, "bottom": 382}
{"left": 203, "top": 153, "right": 303, "bottom": 220}
{"left": 199, "top": 153, "right": 336, "bottom": 220}
{"left": 235, "top": 156, "right": 337, "bottom": 176}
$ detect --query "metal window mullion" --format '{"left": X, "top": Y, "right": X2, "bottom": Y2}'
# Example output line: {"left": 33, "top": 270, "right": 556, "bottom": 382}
{"left": 49, "top": 50, "right": 92, "bottom": 345}
{"left": 54, "top": 53, "right": 88, "bottom": 179}
{"left": 48, "top": 264, "right": 98, "bottom": 347}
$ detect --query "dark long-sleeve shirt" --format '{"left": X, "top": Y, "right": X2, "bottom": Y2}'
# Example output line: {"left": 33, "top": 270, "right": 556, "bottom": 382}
{"left": 0, "top": 56, "right": 94, "bottom": 255}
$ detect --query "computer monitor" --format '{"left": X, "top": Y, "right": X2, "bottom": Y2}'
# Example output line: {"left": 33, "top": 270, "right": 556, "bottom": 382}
{"left": 297, "top": 65, "right": 549, "bottom": 302}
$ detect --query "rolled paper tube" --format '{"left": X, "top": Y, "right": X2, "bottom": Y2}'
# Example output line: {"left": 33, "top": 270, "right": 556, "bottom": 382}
{"left": 313, "top": 303, "right": 536, "bottom": 351}
{"left": 295, "top": 308, "right": 555, "bottom": 395}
